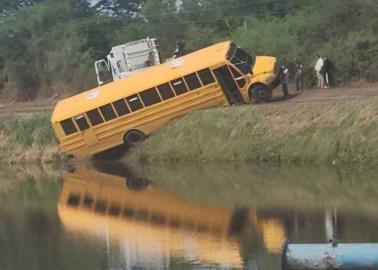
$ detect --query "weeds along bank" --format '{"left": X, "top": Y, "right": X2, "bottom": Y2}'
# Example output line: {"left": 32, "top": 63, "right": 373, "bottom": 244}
{"left": 0, "top": 113, "right": 66, "bottom": 164}
{"left": 126, "top": 96, "right": 378, "bottom": 164}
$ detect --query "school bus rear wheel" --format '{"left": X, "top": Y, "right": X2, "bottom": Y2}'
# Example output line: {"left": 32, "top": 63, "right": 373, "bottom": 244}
{"left": 123, "top": 130, "right": 146, "bottom": 147}
{"left": 249, "top": 84, "right": 272, "bottom": 104}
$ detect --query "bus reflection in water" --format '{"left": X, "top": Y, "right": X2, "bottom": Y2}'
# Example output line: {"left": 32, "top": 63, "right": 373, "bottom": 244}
{"left": 57, "top": 169, "right": 286, "bottom": 269}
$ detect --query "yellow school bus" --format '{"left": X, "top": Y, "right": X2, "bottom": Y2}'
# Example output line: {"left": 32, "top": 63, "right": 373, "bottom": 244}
{"left": 51, "top": 41, "right": 278, "bottom": 157}
{"left": 57, "top": 169, "right": 286, "bottom": 268}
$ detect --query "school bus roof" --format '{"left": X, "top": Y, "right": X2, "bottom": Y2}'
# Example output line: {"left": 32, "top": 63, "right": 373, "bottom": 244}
{"left": 51, "top": 41, "right": 231, "bottom": 122}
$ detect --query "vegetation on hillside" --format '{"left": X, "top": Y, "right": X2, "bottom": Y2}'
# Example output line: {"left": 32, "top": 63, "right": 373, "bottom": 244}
{"left": 0, "top": 0, "right": 377, "bottom": 100}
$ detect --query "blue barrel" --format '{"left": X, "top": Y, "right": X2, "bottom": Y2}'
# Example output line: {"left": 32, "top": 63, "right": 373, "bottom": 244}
{"left": 282, "top": 242, "right": 378, "bottom": 270}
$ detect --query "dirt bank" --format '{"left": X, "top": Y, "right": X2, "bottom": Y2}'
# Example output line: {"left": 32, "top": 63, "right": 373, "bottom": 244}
{"left": 124, "top": 86, "right": 378, "bottom": 164}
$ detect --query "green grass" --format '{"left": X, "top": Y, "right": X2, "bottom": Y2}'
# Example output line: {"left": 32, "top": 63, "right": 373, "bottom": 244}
{"left": 0, "top": 113, "right": 56, "bottom": 148}
{"left": 126, "top": 96, "right": 378, "bottom": 164}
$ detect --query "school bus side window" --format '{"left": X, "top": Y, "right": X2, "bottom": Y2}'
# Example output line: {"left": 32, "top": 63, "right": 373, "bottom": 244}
{"left": 74, "top": 115, "right": 89, "bottom": 131}
{"left": 86, "top": 108, "right": 104, "bottom": 126}
{"left": 82, "top": 195, "right": 94, "bottom": 209}
{"left": 67, "top": 193, "right": 80, "bottom": 207}
{"left": 60, "top": 118, "right": 77, "bottom": 136}
{"left": 126, "top": 94, "right": 144, "bottom": 111}
{"left": 198, "top": 68, "right": 215, "bottom": 85}
{"left": 140, "top": 87, "right": 161, "bottom": 107}
{"left": 184, "top": 73, "right": 201, "bottom": 90}
{"left": 99, "top": 104, "right": 117, "bottom": 121}
{"left": 171, "top": 78, "right": 188, "bottom": 95}
{"left": 113, "top": 99, "right": 130, "bottom": 117}
{"left": 94, "top": 200, "right": 107, "bottom": 214}
{"left": 157, "top": 83, "right": 175, "bottom": 100}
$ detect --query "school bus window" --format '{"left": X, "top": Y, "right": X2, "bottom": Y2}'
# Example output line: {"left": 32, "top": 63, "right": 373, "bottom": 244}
{"left": 150, "top": 212, "right": 166, "bottom": 225}
{"left": 123, "top": 206, "right": 135, "bottom": 219}
{"left": 99, "top": 104, "right": 117, "bottom": 121}
{"left": 126, "top": 94, "right": 144, "bottom": 111}
{"left": 108, "top": 204, "right": 121, "bottom": 216}
{"left": 86, "top": 108, "right": 104, "bottom": 126}
{"left": 135, "top": 209, "right": 148, "bottom": 222}
{"left": 140, "top": 87, "right": 161, "bottom": 107}
{"left": 82, "top": 195, "right": 94, "bottom": 209}
{"left": 113, "top": 98, "right": 130, "bottom": 117}
{"left": 60, "top": 118, "right": 77, "bottom": 136}
{"left": 157, "top": 83, "right": 175, "bottom": 100}
{"left": 67, "top": 193, "right": 80, "bottom": 207}
{"left": 171, "top": 78, "right": 188, "bottom": 95}
{"left": 198, "top": 68, "right": 215, "bottom": 85}
{"left": 197, "top": 223, "right": 209, "bottom": 233}
{"left": 74, "top": 114, "right": 89, "bottom": 131}
{"left": 184, "top": 219, "right": 195, "bottom": 230}
{"left": 184, "top": 73, "right": 201, "bottom": 90}
{"left": 229, "top": 65, "right": 242, "bottom": 78}
{"left": 169, "top": 217, "right": 182, "bottom": 228}
{"left": 94, "top": 200, "right": 107, "bottom": 214}
{"left": 236, "top": 78, "right": 246, "bottom": 88}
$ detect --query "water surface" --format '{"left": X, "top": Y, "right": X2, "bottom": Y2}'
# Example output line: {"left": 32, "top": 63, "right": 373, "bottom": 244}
{"left": 1, "top": 163, "right": 378, "bottom": 269}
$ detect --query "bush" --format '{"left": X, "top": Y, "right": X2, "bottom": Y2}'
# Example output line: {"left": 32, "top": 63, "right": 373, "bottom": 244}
{"left": 0, "top": 113, "right": 56, "bottom": 147}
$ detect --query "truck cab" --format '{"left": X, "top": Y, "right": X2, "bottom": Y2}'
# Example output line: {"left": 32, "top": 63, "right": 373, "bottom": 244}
{"left": 94, "top": 37, "right": 161, "bottom": 86}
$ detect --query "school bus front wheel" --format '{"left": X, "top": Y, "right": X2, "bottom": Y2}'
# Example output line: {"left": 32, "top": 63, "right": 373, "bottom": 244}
{"left": 123, "top": 129, "right": 146, "bottom": 147}
{"left": 249, "top": 84, "right": 272, "bottom": 104}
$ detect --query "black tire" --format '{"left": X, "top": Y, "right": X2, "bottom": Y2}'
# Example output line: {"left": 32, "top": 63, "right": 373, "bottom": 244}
{"left": 249, "top": 85, "right": 272, "bottom": 104}
{"left": 126, "top": 177, "right": 150, "bottom": 191}
{"left": 123, "top": 130, "right": 145, "bottom": 147}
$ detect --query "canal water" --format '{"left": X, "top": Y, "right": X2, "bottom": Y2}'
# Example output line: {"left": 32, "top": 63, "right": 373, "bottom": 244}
{"left": 1, "top": 162, "right": 378, "bottom": 270}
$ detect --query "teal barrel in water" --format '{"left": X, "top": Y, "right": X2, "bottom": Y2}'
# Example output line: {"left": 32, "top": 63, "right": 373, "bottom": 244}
{"left": 282, "top": 242, "right": 378, "bottom": 270}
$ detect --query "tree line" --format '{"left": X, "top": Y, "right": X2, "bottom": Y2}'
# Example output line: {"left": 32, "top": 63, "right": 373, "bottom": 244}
{"left": 0, "top": 0, "right": 377, "bottom": 101}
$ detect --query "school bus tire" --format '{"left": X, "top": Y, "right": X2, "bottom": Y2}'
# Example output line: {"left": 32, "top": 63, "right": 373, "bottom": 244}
{"left": 123, "top": 129, "right": 146, "bottom": 147}
{"left": 249, "top": 84, "right": 272, "bottom": 104}
{"left": 126, "top": 176, "right": 150, "bottom": 191}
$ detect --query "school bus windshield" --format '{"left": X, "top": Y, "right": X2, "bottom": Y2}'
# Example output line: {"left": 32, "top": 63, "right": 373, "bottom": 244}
{"left": 227, "top": 43, "right": 254, "bottom": 75}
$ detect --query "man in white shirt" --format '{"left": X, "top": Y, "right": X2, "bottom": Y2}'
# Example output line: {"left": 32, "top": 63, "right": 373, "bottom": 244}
{"left": 314, "top": 56, "right": 324, "bottom": 88}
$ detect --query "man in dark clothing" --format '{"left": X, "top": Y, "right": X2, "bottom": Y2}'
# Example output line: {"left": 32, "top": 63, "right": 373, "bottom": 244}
{"left": 322, "top": 57, "right": 331, "bottom": 88}
{"left": 280, "top": 65, "right": 290, "bottom": 98}
{"left": 294, "top": 59, "right": 304, "bottom": 91}
{"left": 173, "top": 40, "right": 186, "bottom": 58}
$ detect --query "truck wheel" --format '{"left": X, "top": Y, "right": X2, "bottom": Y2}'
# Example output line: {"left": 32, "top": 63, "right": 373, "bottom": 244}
{"left": 249, "top": 85, "right": 272, "bottom": 104}
{"left": 124, "top": 130, "right": 145, "bottom": 147}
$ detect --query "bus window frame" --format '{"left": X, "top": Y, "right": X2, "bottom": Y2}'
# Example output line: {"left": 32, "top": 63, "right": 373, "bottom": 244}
{"left": 112, "top": 98, "right": 131, "bottom": 118}
{"left": 74, "top": 114, "right": 90, "bottom": 131}
{"left": 197, "top": 68, "right": 216, "bottom": 86}
{"left": 157, "top": 82, "right": 176, "bottom": 101}
{"left": 99, "top": 103, "right": 118, "bottom": 122}
{"left": 184, "top": 72, "right": 203, "bottom": 90}
{"left": 60, "top": 118, "right": 79, "bottom": 136}
{"left": 86, "top": 108, "right": 105, "bottom": 127}
{"left": 227, "top": 64, "right": 247, "bottom": 88}
{"left": 170, "top": 77, "right": 188, "bottom": 96}
{"left": 126, "top": 94, "right": 145, "bottom": 112}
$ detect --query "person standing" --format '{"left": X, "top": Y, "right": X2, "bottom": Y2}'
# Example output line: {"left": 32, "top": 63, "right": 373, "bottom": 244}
{"left": 295, "top": 59, "right": 304, "bottom": 91}
{"left": 323, "top": 57, "right": 331, "bottom": 88}
{"left": 280, "top": 65, "right": 290, "bottom": 98}
{"left": 314, "top": 55, "right": 324, "bottom": 88}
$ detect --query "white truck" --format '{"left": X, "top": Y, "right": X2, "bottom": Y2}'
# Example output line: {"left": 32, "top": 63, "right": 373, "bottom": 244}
{"left": 94, "top": 37, "right": 161, "bottom": 86}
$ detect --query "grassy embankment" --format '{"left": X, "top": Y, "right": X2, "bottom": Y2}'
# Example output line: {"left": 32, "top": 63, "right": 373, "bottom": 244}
{"left": 0, "top": 113, "right": 66, "bottom": 164}
{"left": 126, "top": 96, "right": 378, "bottom": 164}
{"left": 3, "top": 95, "right": 378, "bottom": 165}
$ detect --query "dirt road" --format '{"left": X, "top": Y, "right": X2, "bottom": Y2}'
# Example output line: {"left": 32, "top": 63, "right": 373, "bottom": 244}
{"left": 0, "top": 84, "right": 377, "bottom": 117}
